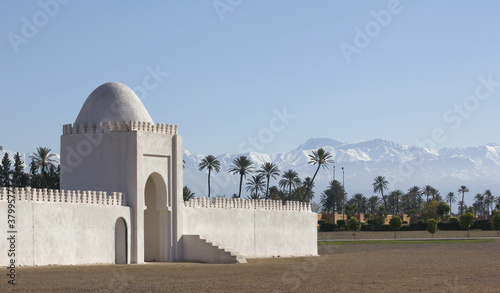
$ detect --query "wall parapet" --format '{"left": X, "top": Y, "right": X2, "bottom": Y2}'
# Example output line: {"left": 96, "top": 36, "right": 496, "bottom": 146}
{"left": 184, "top": 197, "right": 311, "bottom": 212}
{"left": 62, "top": 121, "right": 178, "bottom": 136}
{"left": 0, "top": 187, "right": 126, "bottom": 206}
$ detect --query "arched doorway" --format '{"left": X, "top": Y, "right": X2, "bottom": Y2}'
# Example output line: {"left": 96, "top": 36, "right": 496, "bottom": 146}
{"left": 115, "top": 217, "right": 127, "bottom": 264}
{"left": 144, "top": 173, "right": 170, "bottom": 262}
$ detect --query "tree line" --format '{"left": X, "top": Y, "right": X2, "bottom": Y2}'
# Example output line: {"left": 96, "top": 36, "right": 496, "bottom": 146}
{"left": 0, "top": 146, "right": 59, "bottom": 189}
{"left": 187, "top": 147, "right": 500, "bottom": 218}
{"left": 184, "top": 148, "right": 333, "bottom": 202}
{"left": 321, "top": 175, "right": 500, "bottom": 218}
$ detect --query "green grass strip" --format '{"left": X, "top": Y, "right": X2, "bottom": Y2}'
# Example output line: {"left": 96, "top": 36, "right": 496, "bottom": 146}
{"left": 318, "top": 239, "right": 496, "bottom": 245}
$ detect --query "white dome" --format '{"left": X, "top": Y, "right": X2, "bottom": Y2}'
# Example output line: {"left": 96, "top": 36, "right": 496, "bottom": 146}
{"left": 75, "top": 82, "right": 154, "bottom": 125}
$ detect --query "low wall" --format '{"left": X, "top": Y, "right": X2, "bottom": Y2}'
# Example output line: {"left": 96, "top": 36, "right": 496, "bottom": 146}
{"left": 0, "top": 188, "right": 131, "bottom": 266}
{"left": 183, "top": 198, "right": 317, "bottom": 258}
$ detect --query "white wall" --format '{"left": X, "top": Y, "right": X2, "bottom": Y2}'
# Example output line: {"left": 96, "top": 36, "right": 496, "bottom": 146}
{"left": 61, "top": 123, "right": 184, "bottom": 263}
{"left": 183, "top": 202, "right": 317, "bottom": 258}
{"left": 0, "top": 190, "right": 131, "bottom": 266}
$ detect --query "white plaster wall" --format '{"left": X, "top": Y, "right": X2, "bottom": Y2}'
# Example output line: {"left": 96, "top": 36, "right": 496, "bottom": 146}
{"left": 61, "top": 130, "right": 184, "bottom": 263}
{"left": 182, "top": 234, "right": 239, "bottom": 263}
{"left": 61, "top": 131, "right": 138, "bottom": 197}
{"left": 61, "top": 125, "right": 183, "bottom": 264}
{"left": 0, "top": 201, "right": 131, "bottom": 266}
{"left": 183, "top": 207, "right": 317, "bottom": 258}
{"left": 61, "top": 131, "right": 141, "bottom": 263}
{"left": 135, "top": 131, "right": 183, "bottom": 262}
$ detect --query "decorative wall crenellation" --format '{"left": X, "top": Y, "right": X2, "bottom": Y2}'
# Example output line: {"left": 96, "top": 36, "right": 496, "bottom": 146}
{"left": 184, "top": 197, "right": 312, "bottom": 212}
{"left": 0, "top": 187, "right": 126, "bottom": 206}
{"left": 63, "top": 121, "right": 178, "bottom": 136}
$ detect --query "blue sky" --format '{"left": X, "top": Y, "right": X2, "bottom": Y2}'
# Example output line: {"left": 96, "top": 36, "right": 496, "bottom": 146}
{"left": 2, "top": 1, "right": 500, "bottom": 156}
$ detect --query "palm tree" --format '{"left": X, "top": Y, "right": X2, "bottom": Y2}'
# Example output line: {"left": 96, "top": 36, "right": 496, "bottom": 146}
{"left": 320, "top": 189, "right": 336, "bottom": 213}
{"left": 183, "top": 186, "right": 195, "bottom": 201}
{"left": 406, "top": 186, "right": 422, "bottom": 211}
{"left": 279, "top": 169, "right": 301, "bottom": 196}
{"left": 430, "top": 187, "right": 440, "bottom": 201}
{"left": 368, "top": 196, "right": 380, "bottom": 213}
{"left": 303, "top": 148, "right": 333, "bottom": 201}
{"left": 320, "top": 180, "right": 345, "bottom": 213}
{"left": 458, "top": 185, "right": 469, "bottom": 215}
{"left": 389, "top": 190, "right": 404, "bottom": 214}
{"left": 198, "top": 155, "right": 221, "bottom": 198}
{"left": 301, "top": 177, "right": 315, "bottom": 201}
{"left": 267, "top": 186, "right": 283, "bottom": 201}
{"left": 228, "top": 156, "right": 254, "bottom": 198}
{"left": 474, "top": 193, "right": 485, "bottom": 215}
{"left": 372, "top": 176, "right": 389, "bottom": 208}
{"left": 446, "top": 192, "right": 456, "bottom": 213}
{"left": 30, "top": 147, "right": 58, "bottom": 174}
{"left": 422, "top": 185, "right": 435, "bottom": 203}
{"left": 352, "top": 193, "right": 366, "bottom": 213}
{"left": 245, "top": 174, "right": 266, "bottom": 198}
{"left": 484, "top": 189, "right": 494, "bottom": 215}
{"left": 257, "top": 162, "right": 280, "bottom": 199}
{"left": 246, "top": 192, "right": 262, "bottom": 200}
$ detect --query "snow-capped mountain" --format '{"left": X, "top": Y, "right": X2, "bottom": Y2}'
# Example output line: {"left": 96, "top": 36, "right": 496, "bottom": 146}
{"left": 184, "top": 138, "right": 500, "bottom": 208}
{"left": 2, "top": 139, "right": 498, "bottom": 209}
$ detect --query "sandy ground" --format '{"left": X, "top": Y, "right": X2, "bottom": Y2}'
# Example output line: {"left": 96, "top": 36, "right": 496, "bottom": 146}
{"left": 2, "top": 240, "right": 499, "bottom": 292}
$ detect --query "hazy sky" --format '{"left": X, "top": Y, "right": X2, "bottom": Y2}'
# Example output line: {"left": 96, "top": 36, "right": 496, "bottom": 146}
{"left": 2, "top": 1, "right": 500, "bottom": 156}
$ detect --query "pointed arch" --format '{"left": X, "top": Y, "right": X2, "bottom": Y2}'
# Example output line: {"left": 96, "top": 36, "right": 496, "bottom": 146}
{"left": 144, "top": 172, "right": 170, "bottom": 262}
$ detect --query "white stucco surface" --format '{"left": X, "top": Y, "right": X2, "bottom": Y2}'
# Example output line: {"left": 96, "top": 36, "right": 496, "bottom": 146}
{"left": 61, "top": 122, "right": 183, "bottom": 264}
{"left": 182, "top": 234, "right": 244, "bottom": 264}
{"left": 183, "top": 203, "right": 318, "bottom": 258}
{"left": 75, "top": 82, "right": 154, "bottom": 125}
{"left": 0, "top": 189, "right": 131, "bottom": 266}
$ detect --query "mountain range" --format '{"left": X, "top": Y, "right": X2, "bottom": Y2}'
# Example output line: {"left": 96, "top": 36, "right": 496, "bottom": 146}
{"left": 2, "top": 138, "right": 499, "bottom": 211}
{"left": 184, "top": 138, "right": 500, "bottom": 210}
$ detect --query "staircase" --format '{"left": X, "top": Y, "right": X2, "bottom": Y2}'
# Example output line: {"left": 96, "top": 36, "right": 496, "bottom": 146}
{"left": 183, "top": 234, "right": 247, "bottom": 264}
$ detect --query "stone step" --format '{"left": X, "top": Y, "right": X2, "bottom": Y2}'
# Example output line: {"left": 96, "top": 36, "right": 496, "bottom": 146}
{"left": 183, "top": 234, "right": 247, "bottom": 264}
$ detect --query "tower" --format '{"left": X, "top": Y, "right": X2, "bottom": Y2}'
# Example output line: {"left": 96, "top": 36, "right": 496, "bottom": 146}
{"left": 60, "top": 82, "right": 183, "bottom": 263}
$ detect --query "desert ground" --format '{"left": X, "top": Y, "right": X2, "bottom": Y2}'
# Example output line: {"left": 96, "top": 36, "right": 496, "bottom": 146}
{"left": 3, "top": 236, "right": 499, "bottom": 292}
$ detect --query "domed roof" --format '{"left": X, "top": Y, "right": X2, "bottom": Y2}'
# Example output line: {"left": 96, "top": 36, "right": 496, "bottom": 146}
{"left": 75, "top": 82, "right": 154, "bottom": 125}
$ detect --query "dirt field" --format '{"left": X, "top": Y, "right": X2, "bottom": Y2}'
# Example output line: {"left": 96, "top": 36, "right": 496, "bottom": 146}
{"left": 3, "top": 239, "right": 499, "bottom": 292}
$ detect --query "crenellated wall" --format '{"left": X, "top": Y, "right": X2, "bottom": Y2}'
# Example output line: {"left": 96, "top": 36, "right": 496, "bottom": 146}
{"left": 183, "top": 197, "right": 318, "bottom": 259}
{"left": 0, "top": 187, "right": 126, "bottom": 206}
{"left": 184, "top": 197, "right": 312, "bottom": 212}
{"left": 0, "top": 187, "right": 131, "bottom": 266}
{"left": 62, "top": 120, "right": 178, "bottom": 136}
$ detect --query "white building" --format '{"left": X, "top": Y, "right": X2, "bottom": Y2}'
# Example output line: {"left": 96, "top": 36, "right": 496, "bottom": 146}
{"left": 0, "top": 82, "right": 317, "bottom": 266}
